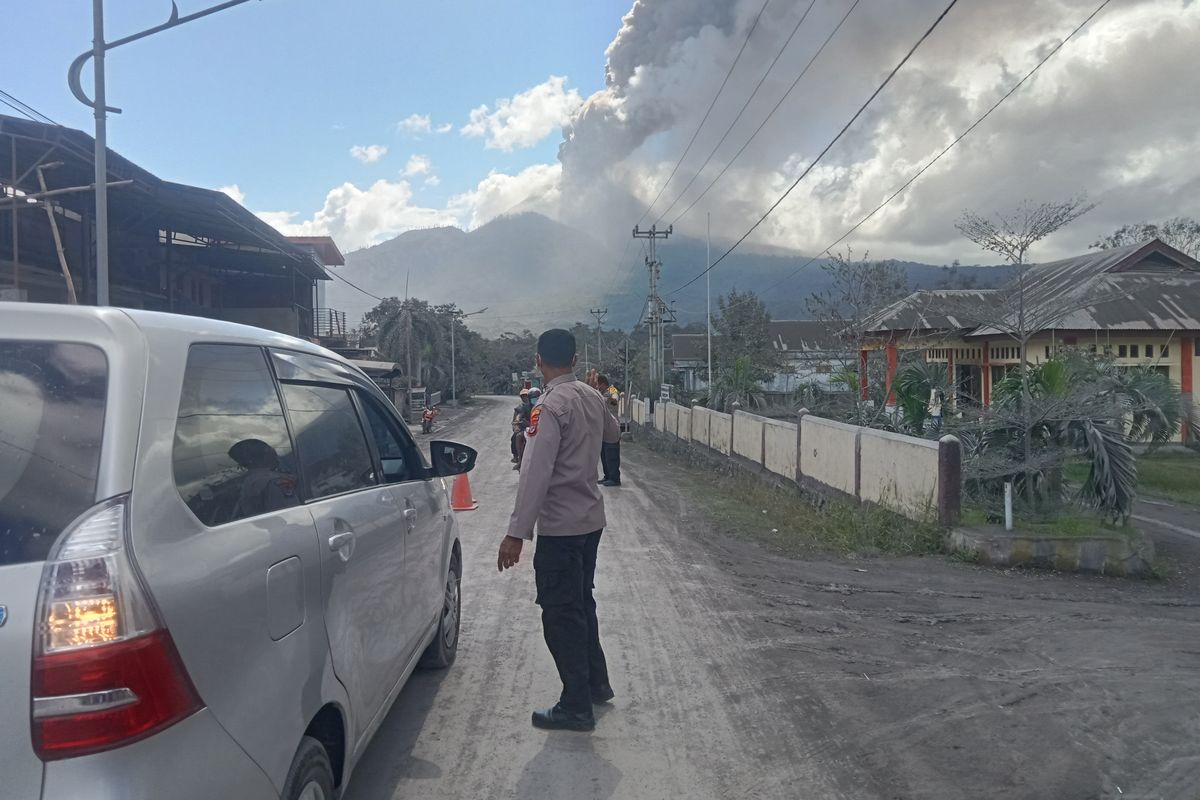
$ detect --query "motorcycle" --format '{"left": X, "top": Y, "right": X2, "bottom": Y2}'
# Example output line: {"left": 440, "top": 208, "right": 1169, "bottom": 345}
{"left": 421, "top": 406, "right": 439, "bottom": 434}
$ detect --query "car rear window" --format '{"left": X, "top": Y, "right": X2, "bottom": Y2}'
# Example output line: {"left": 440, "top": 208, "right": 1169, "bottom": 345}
{"left": 173, "top": 344, "right": 300, "bottom": 527}
{"left": 0, "top": 341, "right": 107, "bottom": 565}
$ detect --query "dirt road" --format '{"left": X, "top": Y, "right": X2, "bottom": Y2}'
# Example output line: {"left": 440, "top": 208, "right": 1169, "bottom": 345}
{"left": 346, "top": 396, "right": 1200, "bottom": 800}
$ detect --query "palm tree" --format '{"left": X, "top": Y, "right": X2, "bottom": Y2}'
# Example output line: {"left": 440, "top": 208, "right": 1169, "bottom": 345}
{"left": 701, "top": 356, "right": 766, "bottom": 412}
{"left": 968, "top": 352, "right": 1197, "bottom": 522}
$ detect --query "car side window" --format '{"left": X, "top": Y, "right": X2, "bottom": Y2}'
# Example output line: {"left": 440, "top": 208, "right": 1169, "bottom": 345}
{"left": 358, "top": 393, "right": 424, "bottom": 483}
{"left": 280, "top": 383, "right": 377, "bottom": 499}
{"left": 173, "top": 344, "right": 300, "bottom": 527}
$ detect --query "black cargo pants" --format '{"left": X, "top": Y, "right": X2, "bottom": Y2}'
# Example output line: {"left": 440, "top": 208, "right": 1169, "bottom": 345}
{"left": 600, "top": 441, "right": 621, "bottom": 483}
{"left": 534, "top": 530, "right": 609, "bottom": 715}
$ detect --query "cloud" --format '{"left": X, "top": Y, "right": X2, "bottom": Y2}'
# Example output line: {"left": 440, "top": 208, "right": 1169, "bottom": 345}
{"left": 403, "top": 154, "right": 433, "bottom": 177}
{"left": 349, "top": 144, "right": 388, "bottom": 164}
{"left": 397, "top": 113, "right": 432, "bottom": 134}
{"left": 424, "top": 175, "right": 441, "bottom": 187}
{"left": 256, "top": 179, "right": 458, "bottom": 250}
{"left": 555, "top": 0, "right": 1200, "bottom": 263}
{"left": 217, "top": 184, "right": 246, "bottom": 206}
{"left": 461, "top": 75, "right": 584, "bottom": 151}
{"left": 448, "top": 163, "right": 562, "bottom": 229}
{"left": 436, "top": 122, "right": 453, "bottom": 134}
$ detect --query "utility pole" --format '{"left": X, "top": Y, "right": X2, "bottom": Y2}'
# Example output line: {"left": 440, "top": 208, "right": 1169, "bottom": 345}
{"left": 706, "top": 211, "right": 713, "bottom": 390}
{"left": 632, "top": 224, "right": 672, "bottom": 403}
{"left": 448, "top": 306, "right": 487, "bottom": 405}
{"left": 589, "top": 307, "right": 608, "bottom": 365}
{"left": 68, "top": 0, "right": 257, "bottom": 306}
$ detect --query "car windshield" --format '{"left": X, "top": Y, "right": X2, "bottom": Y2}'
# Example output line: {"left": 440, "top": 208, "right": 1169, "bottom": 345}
{"left": 0, "top": 341, "right": 107, "bottom": 565}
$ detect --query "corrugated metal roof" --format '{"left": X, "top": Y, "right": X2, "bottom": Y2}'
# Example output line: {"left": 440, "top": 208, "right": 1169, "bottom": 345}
{"left": 865, "top": 239, "right": 1200, "bottom": 337}
{"left": 671, "top": 320, "right": 845, "bottom": 365}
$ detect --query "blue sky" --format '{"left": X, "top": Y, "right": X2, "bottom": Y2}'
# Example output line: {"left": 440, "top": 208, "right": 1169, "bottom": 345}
{"left": 1, "top": 0, "right": 627, "bottom": 226}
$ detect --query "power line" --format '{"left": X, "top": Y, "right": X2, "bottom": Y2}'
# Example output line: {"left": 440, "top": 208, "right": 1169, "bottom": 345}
{"left": 669, "top": 0, "right": 960, "bottom": 295}
{"left": 329, "top": 269, "right": 384, "bottom": 301}
{"left": 0, "top": 96, "right": 36, "bottom": 121}
{"left": 666, "top": 0, "right": 863, "bottom": 229}
{"left": 653, "top": 0, "right": 820, "bottom": 227}
{"left": 0, "top": 88, "right": 57, "bottom": 125}
{"left": 635, "top": 0, "right": 772, "bottom": 227}
{"left": 698, "top": 0, "right": 1114, "bottom": 313}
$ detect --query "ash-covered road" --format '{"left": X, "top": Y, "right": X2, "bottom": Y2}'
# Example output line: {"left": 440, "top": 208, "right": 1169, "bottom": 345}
{"left": 345, "top": 396, "right": 1200, "bottom": 800}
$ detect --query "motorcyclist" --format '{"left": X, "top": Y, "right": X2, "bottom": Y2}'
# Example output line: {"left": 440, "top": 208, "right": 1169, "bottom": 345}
{"left": 511, "top": 388, "right": 532, "bottom": 469}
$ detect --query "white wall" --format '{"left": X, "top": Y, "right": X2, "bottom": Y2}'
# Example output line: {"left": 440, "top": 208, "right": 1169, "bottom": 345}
{"left": 692, "top": 406, "right": 712, "bottom": 447}
{"left": 763, "top": 419, "right": 798, "bottom": 481}
{"left": 732, "top": 411, "right": 765, "bottom": 463}
{"left": 859, "top": 428, "right": 939, "bottom": 519}
{"left": 710, "top": 411, "right": 733, "bottom": 455}
{"left": 677, "top": 406, "right": 691, "bottom": 440}
{"left": 800, "top": 416, "right": 859, "bottom": 497}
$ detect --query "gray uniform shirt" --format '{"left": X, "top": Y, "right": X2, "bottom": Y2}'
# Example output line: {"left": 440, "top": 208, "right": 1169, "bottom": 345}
{"left": 507, "top": 374, "right": 621, "bottom": 540}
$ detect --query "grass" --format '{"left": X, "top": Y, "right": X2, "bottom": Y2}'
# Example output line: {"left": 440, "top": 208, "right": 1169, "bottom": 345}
{"left": 1064, "top": 448, "right": 1200, "bottom": 506}
{"left": 632, "top": 435, "right": 944, "bottom": 559}
{"left": 961, "top": 503, "right": 1137, "bottom": 540}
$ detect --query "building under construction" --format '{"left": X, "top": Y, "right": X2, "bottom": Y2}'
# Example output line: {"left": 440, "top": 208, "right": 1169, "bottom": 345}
{"left": 0, "top": 113, "right": 342, "bottom": 339}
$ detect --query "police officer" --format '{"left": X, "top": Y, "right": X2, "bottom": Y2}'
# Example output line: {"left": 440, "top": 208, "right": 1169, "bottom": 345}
{"left": 498, "top": 329, "right": 620, "bottom": 732}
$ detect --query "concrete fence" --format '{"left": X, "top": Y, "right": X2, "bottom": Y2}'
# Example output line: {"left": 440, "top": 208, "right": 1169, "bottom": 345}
{"left": 633, "top": 399, "right": 960, "bottom": 526}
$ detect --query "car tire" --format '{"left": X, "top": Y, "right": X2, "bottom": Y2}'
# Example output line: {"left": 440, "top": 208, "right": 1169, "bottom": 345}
{"left": 419, "top": 551, "right": 461, "bottom": 669}
{"left": 281, "top": 736, "right": 334, "bottom": 800}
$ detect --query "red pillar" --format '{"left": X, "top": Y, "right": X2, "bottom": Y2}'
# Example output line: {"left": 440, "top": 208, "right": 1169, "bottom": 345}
{"left": 1182, "top": 337, "right": 1194, "bottom": 442}
{"left": 982, "top": 341, "right": 991, "bottom": 407}
{"left": 885, "top": 340, "right": 898, "bottom": 407}
{"left": 859, "top": 349, "right": 869, "bottom": 401}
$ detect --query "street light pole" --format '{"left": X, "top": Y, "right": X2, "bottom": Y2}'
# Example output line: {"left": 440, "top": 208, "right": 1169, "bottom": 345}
{"left": 68, "top": 0, "right": 259, "bottom": 306}
{"left": 91, "top": 0, "right": 109, "bottom": 305}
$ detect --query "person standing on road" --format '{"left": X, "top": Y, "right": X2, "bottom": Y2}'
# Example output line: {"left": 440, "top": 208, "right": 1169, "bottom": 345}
{"left": 511, "top": 388, "right": 532, "bottom": 469}
{"left": 498, "top": 329, "right": 621, "bottom": 732}
{"left": 590, "top": 373, "right": 622, "bottom": 487}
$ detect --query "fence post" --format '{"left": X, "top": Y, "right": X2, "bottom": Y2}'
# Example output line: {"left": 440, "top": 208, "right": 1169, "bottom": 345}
{"left": 795, "top": 407, "right": 809, "bottom": 484}
{"left": 938, "top": 434, "right": 962, "bottom": 527}
{"left": 853, "top": 427, "right": 863, "bottom": 502}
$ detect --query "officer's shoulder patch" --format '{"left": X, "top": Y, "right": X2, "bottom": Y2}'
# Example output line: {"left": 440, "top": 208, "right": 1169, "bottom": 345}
{"left": 527, "top": 406, "right": 542, "bottom": 436}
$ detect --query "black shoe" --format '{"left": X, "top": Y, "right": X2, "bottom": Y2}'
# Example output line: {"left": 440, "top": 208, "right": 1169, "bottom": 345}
{"left": 591, "top": 683, "right": 615, "bottom": 705}
{"left": 600, "top": 479, "right": 621, "bottom": 487}
{"left": 531, "top": 705, "right": 595, "bottom": 731}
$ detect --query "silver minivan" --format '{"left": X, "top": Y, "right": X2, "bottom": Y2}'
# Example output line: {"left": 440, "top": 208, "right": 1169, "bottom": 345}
{"left": 0, "top": 304, "right": 475, "bottom": 800}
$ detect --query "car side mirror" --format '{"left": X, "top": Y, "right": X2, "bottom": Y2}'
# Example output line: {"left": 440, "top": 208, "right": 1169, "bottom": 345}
{"left": 429, "top": 440, "right": 477, "bottom": 477}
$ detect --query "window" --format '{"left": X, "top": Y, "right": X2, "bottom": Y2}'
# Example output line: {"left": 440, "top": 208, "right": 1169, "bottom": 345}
{"left": 1045, "top": 346, "right": 1051, "bottom": 358}
{"left": 1118, "top": 345, "right": 1127, "bottom": 358}
{"left": 0, "top": 342, "right": 107, "bottom": 565}
{"left": 1161, "top": 344, "right": 1170, "bottom": 358}
{"left": 359, "top": 393, "right": 422, "bottom": 483}
{"left": 174, "top": 345, "right": 299, "bottom": 527}
{"left": 281, "top": 384, "right": 376, "bottom": 499}
{"left": 1145, "top": 344, "right": 1155, "bottom": 358}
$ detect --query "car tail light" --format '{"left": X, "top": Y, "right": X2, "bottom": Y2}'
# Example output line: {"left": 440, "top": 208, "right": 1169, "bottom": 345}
{"left": 31, "top": 496, "right": 203, "bottom": 760}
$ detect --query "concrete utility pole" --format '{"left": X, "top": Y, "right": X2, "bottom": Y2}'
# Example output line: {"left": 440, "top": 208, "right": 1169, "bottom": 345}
{"left": 632, "top": 224, "right": 673, "bottom": 402}
{"left": 589, "top": 307, "right": 607, "bottom": 365}
{"left": 706, "top": 211, "right": 713, "bottom": 390}
{"left": 68, "top": 0, "right": 258, "bottom": 306}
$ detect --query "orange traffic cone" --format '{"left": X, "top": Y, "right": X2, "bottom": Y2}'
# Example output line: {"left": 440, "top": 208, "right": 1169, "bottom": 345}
{"left": 451, "top": 473, "right": 478, "bottom": 511}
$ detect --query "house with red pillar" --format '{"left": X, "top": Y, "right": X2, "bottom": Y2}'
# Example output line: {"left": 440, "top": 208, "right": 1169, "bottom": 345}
{"left": 859, "top": 239, "right": 1200, "bottom": 436}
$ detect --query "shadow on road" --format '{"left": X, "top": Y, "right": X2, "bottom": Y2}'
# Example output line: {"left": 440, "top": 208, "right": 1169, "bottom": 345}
{"left": 342, "top": 667, "right": 451, "bottom": 799}
{"left": 514, "top": 720, "right": 623, "bottom": 800}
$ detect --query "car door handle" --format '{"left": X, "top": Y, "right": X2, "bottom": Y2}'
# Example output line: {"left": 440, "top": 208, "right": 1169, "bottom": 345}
{"left": 328, "top": 531, "right": 355, "bottom": 559}
{"left": 403, "top": 507, "right": 418, "bottom": 529}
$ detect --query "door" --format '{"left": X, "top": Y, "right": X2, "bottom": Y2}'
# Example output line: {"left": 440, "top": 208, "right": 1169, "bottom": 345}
{"left": 279, "top": 381, "right": 407, "bottom": 744}
{"left": 356, "top": 392, "right": 446, "bottom": 649}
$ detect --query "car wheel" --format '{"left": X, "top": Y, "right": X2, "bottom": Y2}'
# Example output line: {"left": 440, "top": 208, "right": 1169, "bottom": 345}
{"left": 419, "top": 551, "right": 461, "bottom": 669}
{"left": 281, "top": 736, "right": 335, "bottom": 800}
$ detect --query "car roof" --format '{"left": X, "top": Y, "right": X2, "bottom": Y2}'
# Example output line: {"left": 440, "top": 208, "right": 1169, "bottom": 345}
{"left": 0, "top": 302, "right": 344, "bottom": 362}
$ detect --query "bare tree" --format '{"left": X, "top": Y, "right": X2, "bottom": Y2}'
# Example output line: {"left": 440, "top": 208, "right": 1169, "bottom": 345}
{"left": 953, "top": 195, "right": 1097, "bottom": 505}
{"left": 1091, "top": 217, "right": 1200, "bottom": 258}
{"left": 807, "top": 249, "right": 911, "bottom": 425}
